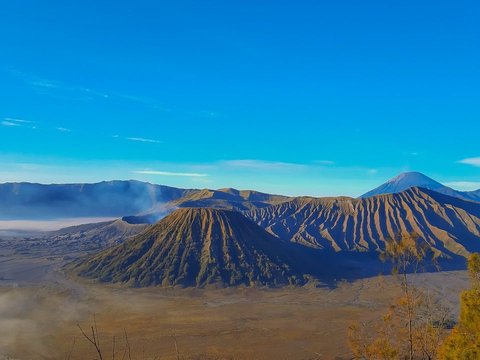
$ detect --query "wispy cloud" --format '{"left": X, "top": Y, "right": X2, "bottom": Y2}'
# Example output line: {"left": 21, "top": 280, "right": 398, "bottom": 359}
{"left": 9, "top": 68, "right": 220, "bottom": 117}
{"left": 112, "top": 135, "right": 162, "bottom": 144}
{"left": 445, "top": 181, "right": 480, "bottom": 191}
{"left": 9, "top": 68, "right": 176, "bottom": 112}
{"left": 458, "top": 157, "right": 480, "bottom": 167}
{"left": 2, "top": 120, "right": 20, "bottom": 127}
{"left": 1, "top": 117, "right": 76, "bottom": 135}
{"left": 133, "top": 170, "right": 208, "bottom": 177}
{"left": 30, "top": 79, "right": 61, "bottom": 89}
{"left": 11, "top": 68, "right": 106, "bottom": 99}
{"left": 2, "top": 118, "right": 36, "bottom": 129}
{"left": 314, "top": 160, "right": 335, "bottom": 165}
{"left": 4, "top": 117, "right": 33, "bottom": 124}
{"left": 126, "top": 137, "right": 161, "bottom": 144}
{"left": 221, "top": 159, "right": 305, "bottom": 171}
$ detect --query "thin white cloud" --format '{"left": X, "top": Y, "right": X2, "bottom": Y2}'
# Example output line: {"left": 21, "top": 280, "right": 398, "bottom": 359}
{"left": 445, "top": 181, "right": 480, "bottom": 191}
{"left": 10, "top": 69, "right": 215, "bottom": 116}
{"left": 4, "top": 117, "right": 33, "bottom": 124}
{"left": 133, "top": 170, "right": 208, "bottom": 177}
{"left": 222, "top": 159, "right": 305, "bottom": 171}
{"left": 11, "top": 68, "right": 111, "bottom": 100}
{"left": 2, "top": 118, "right": 36, "bottom": 129}
{"left": 2, "top": 121, "right": 20, "bottom": 127}
{"left": 127, "top": 137, "right": 161, "bottom": 144}
{"left": 10, "top": 69, "right": 176, "bottom": 111}
{"left": 458, "top": 157, "right": 480, "bottom": 167}
{"left": 2, "top": 118, "right": 73, "bottom": 133}
{"left": 30, "top": 79, "right": 61, "bottom": 89}
{"left": 314, "top": 160, "right": 335, "bottom": 165}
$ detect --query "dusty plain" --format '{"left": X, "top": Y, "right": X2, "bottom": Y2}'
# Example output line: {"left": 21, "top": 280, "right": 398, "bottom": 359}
{"left": 0, "top": 231, "right": 470, "bottom": 360}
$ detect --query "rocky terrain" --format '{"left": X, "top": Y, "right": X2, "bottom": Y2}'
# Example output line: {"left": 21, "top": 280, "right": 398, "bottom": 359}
{"left": 72, "top": 208, "right": 311, "bottom": 287}
{"left": 245, "top": 187, "right": 480, "bottom": 258}
{"left": 22, "top": 219, "right": 149, "bottom": 256}
{"left": 3, "top": 172, "right": 480, "bottom": 288}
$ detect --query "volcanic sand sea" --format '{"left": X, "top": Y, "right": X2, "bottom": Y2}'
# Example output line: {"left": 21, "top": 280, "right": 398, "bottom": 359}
{"left": 0, "top": 218, "right": 117, "bottom": 235}
{"left": 0, "top": 216, "right": 472, "bottom": 359}
{"left": 0, "top": 250, "right": 470, "bottom": 360}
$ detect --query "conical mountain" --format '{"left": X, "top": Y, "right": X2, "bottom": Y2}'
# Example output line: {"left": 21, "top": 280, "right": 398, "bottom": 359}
{"left": 73, "top": 208, "right": 308, "bottom": 287}
{"left": 361, "top": 172, "right": 480, "bottom": 202}
{"left": 361, "top": 172, "right": 462, "bottom": 199}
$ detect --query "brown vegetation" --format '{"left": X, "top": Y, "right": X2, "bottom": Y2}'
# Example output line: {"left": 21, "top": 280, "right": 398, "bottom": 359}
{"left": 348, "top": 233, "right": 452, "bottom": 360}
{"left": 438, "top": 253, "right": 480, "bottom": 359}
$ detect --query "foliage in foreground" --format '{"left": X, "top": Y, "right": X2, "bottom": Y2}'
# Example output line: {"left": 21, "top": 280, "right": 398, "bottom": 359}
{"left": 349, "top": 233, "right": 452, "bottom": 360}
{"left": 438, "top": 253, "right": 480, "bottom": 360}
{"left": 349, "top": 232, "right": 480, "bottom": 360}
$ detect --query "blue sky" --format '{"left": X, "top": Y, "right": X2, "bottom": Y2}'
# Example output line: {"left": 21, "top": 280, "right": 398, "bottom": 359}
{"left": 1, "top": 0, "right": 479, "bottom": 196}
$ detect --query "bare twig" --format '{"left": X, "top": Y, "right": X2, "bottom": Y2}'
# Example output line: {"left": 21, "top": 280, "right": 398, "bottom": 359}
{"left": 172, "top": 331, "right": 180, "bottom": 360}
{"left": 94, "top": 315, "right": 101, "bottom": 350}
{"left": 112, "top": 335, "right": 116, "bottom": 360}
{"left": 65, "top": 337, "right": 76, "bottom": 360}
{"left": 124, "top": 328, "right": 132, "bottom": 360}
{"left": 77, "top": 323, "right": 104, "bottom": 360}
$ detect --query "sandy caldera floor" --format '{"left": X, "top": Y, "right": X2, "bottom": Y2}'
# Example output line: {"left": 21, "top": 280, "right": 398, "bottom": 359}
{"left": 0, "top": 268, "right": 470, "bottom": 360}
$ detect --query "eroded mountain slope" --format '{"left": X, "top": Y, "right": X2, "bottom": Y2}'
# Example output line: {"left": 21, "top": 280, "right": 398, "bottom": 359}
{"left": 73, "top": 208, "right": 310, "bottom": 287}
{"left": 245, "top": 187, "right": 480, "bottom": 258}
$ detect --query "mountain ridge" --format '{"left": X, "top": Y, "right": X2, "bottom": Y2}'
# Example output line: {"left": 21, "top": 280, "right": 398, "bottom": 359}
{"left": 0, "top": 180, "right": 194, "bottom": 219}
{"left": 0, "top": 180, "right": 289, "bottom": 220}
{"left": 244, "top": 187, "right": 480, "bottom": 258}
{"left": 2, "top": 172, "right": 479, "bottom": 221}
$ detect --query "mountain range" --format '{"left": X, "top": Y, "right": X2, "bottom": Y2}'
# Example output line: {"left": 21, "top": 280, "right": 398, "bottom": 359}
{"left": 2, "top": 172, "right": 479, "bottom": 220}
{"left": 3, "top": 171, "right": 480, "bottom": 287}
{"left": 245, "top": 187, "right": 480, "bottom": 258}
{"left": 0, "top": 181, "right": 289, "bottom": 220}
{"left": 0, "top": 180, "right": 194, "bottom": 219}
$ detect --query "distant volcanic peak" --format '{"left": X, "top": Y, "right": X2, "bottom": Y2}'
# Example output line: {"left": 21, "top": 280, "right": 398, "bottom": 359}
{"left": 361, "top": 171, "right": 448, "bottom": 198}
{"left": 74, "top": 207, "right": 307, "bottom": 287}
{"left": 386, "top": 172, "right": 443, "bottom": 188}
